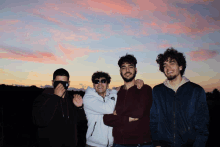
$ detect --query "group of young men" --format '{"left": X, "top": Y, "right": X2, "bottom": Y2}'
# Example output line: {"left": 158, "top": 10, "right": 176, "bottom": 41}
{"left": 32, "top": 48, "right": 209, "bottom": 147}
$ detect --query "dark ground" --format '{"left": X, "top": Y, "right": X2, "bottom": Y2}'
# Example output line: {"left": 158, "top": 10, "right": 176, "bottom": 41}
{"left": 0, "top": 85, "right": 220, "bottom": 147}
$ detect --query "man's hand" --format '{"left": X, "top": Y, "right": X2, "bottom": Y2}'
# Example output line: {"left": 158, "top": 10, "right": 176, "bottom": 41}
{"left": 54, "top": 83, "right": 66, "bottom": 98}
{"left": 115, "top": 87, "right": 121, "bottom": 92}
{"left": 135, "top": 79, "right": 144, "bottom": 89}
{"left": 73, "top": 94, "right": 83, "bottom": 107}
{"left": 129, "top": 117, "right": 139, "bottom": 122}
{"left": 113, "top": 110, "right": 117, "bottom": 115}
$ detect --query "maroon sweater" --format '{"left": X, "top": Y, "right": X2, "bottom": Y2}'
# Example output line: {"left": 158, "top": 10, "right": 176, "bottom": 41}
{"left": 103, "top": 84, "right": 152, "bottom": 144}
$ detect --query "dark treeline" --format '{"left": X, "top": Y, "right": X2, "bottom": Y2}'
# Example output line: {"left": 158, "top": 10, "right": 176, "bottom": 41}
{"left": 0, "top": 84, "right": 220, "bottom": 147}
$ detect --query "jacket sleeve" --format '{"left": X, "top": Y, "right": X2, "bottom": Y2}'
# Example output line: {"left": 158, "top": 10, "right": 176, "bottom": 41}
{"left": 125, "top": 85, "right": 152, "bottom": 118}
{"left": 76, "top": 107, "right": 87, "bottom": 122}
{"left": 103, "top": 114, "right": 129, "bottom": 127}
{"left": 83, "top": 91, "right": 117, "bottom": 115}
{"left": 150, "top": 88, "right": 162, "bottom": 147}
{"left": 193, "top": 88, "right": 209, "bottom": 147}
{"left": 32, "top": 90, "right": 61, "bottom": 127}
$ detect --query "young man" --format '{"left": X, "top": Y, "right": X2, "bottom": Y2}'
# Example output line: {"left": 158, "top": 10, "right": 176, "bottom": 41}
{"left": 150, "top": 48, "right": 209, "bottom": 147}
{"left": 32, "top": 68, "right": 85, "bottom": 147}
{"left": 103, "top": 54, "right": 153, "bottom": 147}
{"left": 83, "top": 71, "right": 144, "bottom": 147}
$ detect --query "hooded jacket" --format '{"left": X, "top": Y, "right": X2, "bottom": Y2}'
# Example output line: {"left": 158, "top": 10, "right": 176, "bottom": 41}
{"left": 83, "top": 87, "right": 118, "bottom": 147}
{"left": 150, "top": 77, "right": 209, "bottom": 147}
{"left": 32, "top": 88, "right": 85, "bottom": 147}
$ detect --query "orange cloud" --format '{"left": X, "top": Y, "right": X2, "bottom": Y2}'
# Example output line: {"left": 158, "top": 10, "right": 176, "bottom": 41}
{"left": 187, "top": 49, "right": 218, "bottom": 61}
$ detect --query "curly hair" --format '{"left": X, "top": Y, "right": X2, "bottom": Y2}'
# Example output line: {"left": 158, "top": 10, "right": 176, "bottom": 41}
{"left": 53, "top": 68, "right": 69, "bottom": 80}
{"left": 156, "top": 47, "right": 186, "bottom": 76}
{"left": 118, "top": 54, "right": 137, "bottom": 68}
{"left": 92, "top": 71, "right": 111, "bottom": 84}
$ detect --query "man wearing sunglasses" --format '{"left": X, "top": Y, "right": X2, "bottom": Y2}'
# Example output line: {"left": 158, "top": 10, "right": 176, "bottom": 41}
{"left": 103, "top": 54, "right": 153, "bottom": 147}
{"left": 32, "top": 68, "right": 85, "bottom": 147}
{"left": 83, "top": 71, "right": 144, "bottom": 147}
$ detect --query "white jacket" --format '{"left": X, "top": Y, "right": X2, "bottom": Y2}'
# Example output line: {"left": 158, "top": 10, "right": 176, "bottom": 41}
{"left": 83, "top": 86, "right": 117, "bottom": 147}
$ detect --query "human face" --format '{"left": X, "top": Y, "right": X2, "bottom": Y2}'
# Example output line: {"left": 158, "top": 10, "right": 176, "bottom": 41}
{"left": 52, "top": 76, "right": 70, "bottom": 87}
{"left": 93, "top": 77, "right": 108, "bottom": 97}
{"left": 163, "top": 58, "right": 182, "bottom": 81}
{"left": 120, "top": 62, "right": 137, "bottom": 83}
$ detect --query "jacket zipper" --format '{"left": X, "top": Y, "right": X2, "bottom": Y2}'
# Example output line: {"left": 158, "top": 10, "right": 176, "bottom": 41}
{"left": 91, "top": 122, "right": 97, "bottom": 136}
{"left": 174, "top": 93, "right": 176, "bottom": 146}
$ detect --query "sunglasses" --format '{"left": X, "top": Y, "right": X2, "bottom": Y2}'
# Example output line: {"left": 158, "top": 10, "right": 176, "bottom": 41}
{"left": 94, "top": 79, "right": 107, "bottom": 84}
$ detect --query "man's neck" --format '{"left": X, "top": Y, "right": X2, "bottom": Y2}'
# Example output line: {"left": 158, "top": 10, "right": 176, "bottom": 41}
{"left": 168, "top": 75, "right": 182, "bottom": 88}
{"left": 99, "top": 92, "right": 106, "bottom": 98}
{"left": 124, "top": 79, "right": 135, "bottom": 90}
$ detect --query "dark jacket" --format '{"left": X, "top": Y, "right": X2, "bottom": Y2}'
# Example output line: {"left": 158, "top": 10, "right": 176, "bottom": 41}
{"left": 150, "top": 82, "right": 209, "bottom": 147}
{"left": 32, "top": 88, "right": 85, "bottom": 147}
{"left": 103, "top": 84, "right": 152, "bottom": 144}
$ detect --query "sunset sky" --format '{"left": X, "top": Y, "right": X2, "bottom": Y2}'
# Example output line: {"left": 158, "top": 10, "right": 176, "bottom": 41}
{"left": 0, "top": 0, "right": 219, "bottom": 92}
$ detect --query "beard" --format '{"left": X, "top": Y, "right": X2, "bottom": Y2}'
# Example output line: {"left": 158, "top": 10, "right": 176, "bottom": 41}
{"left": 120, "top": 70, "right": 137, "bottom": 82}
{"left": 166, "top": 74, "right": 177, "bottom": 81}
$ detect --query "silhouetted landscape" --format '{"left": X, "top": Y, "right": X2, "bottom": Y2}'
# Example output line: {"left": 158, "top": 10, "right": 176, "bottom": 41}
{"left": 0, "top": 84, "right": 220, "bottom": 147}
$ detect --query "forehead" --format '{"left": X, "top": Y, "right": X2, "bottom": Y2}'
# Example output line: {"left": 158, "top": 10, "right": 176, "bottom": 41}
{"left": 164, "top": 57, "right": 177, "bottom": 63}
{"left": 121, "top": 62, "right": 134, "bottom": 66}
{"left": 95, "top": 77, "right": 106, "bottom": 80}
{"left": 54, "top": 76, "right": 68, "bottom": 81}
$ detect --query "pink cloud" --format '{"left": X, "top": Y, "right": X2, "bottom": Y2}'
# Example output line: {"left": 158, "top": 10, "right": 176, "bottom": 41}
{"left": 32, "top": 9, "right": 62, "bottom": 25}
{"left": 50, "top": 27, "right": 104, "bottom": 42}
{"left": 58, "top": 44, "right": 98, "bottom": 60}
{"left": 187, "top": 49, "right": 218, "bottom": 61}
{"left": 0, "top": 46, "right": 67, "bottom": 64}
{"left": 0, "top": 19, "right": 20, "bottom": 25}
{"left": 76, "top": 0, "right": 134, "bottom": 15}
{"left": 0, "top": 19, "right": 21, "bottom": 33}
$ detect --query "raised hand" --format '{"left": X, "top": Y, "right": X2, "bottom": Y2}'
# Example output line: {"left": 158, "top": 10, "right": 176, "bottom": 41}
{"left": 73, "top": 94, "right": 83, "bottom": 107}
{"left": 54, "top": 83, "right": 66, "bottom": 98}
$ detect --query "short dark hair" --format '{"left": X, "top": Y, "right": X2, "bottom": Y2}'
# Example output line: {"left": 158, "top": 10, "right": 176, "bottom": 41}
{"left": 156, "top": 47, "right": 186, "bottom": 76}
{"left": 118, "top": 54, "right": 137, "bottom": 68}
{"left": 92, "top": 71, "right": 111, "bottom": 84}
{"left": 53, "top": 68, "right": 69, "bottom": 80}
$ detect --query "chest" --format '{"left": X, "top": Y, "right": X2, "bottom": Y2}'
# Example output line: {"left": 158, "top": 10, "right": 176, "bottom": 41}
{"left": 115, "top": 89, "right": 141, "bottom": 112}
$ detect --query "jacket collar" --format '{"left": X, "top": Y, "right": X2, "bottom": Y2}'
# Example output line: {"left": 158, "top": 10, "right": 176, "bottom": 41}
{"left": 86, "top": 86, "right": 110, "bottom": 97}
{"left": 163, "top": 76, "right": 190, "bottom": 92}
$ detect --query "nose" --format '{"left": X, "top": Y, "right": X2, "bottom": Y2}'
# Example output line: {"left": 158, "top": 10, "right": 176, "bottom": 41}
{"left": 126, "top": 67, "right": 129, "bottom": 72}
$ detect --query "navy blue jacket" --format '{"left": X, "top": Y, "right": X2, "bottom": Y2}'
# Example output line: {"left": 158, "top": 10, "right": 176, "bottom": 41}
{"left": 150, "top": 82, "right": 209, "bottom": 147}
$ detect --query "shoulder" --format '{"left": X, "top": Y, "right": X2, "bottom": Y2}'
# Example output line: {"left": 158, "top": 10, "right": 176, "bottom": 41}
{"left": 152, "top": 83, "right": 164, "bottom": 91}
{"left": 108, "top": 89, "right": 118, "bottom": 95}
{"left": 185, "top": 82, "right": 205, "bottom": 93}
{"left": 85, "top": 86, "right": 95, "bottom": 94}
{"left": 142, "top": 84, "right": 152, "bottom": 91}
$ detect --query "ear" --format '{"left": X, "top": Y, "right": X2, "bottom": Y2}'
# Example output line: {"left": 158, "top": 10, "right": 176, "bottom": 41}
{"left": 179, "top": 66, "right": 183, "bottom": 71}
{"left": 93, "top": 84, "right": 95, "bottom": 88}
{"left": 52, "top": 80, "right": 54, "bottom": 86}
